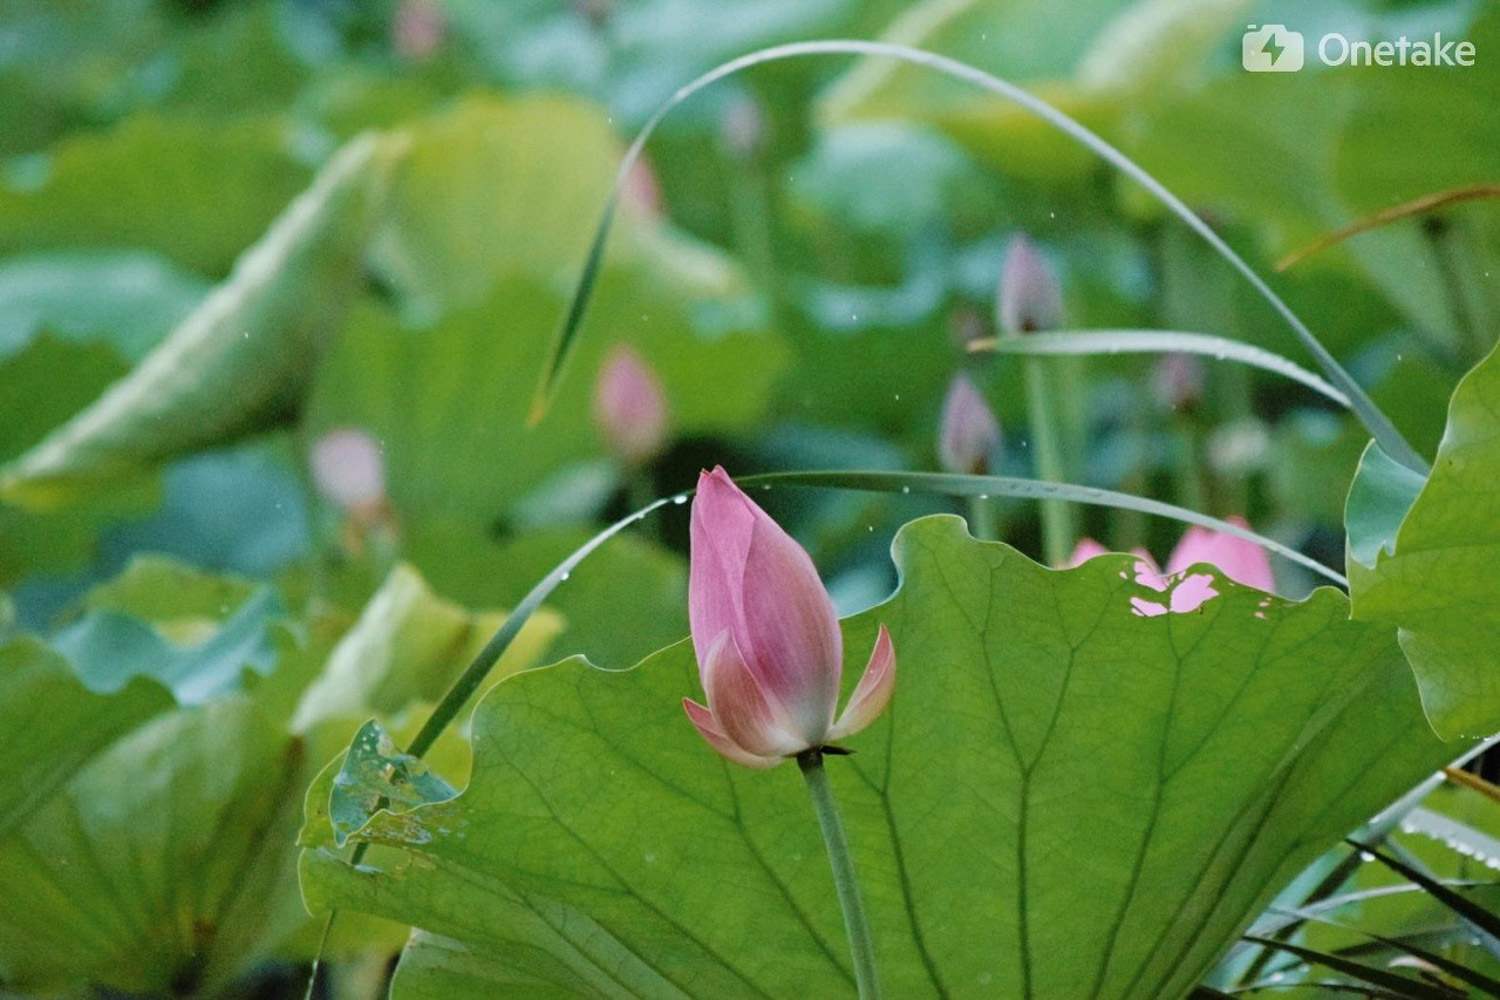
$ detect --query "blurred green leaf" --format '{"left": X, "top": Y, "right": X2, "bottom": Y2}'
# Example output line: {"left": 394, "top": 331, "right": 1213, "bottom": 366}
{"left": 0, "top": 114, "right": 311, "bottom": 276}
{"left": 0, "top": 252, "right": 206, "bottom": 363}
{"left": 0, "top": 132, "right": 407, "bottom": 510}
{"left": 1351, "top": 342, "right": 1500, "bottom": 739}
{"left": 0, "top": 699, "right": 309, "bottom": 995}
{"left": 289, "top": 561, "right": 564, "bottom": 737}
{"left": 372, "top": 92, "right": 747, "bottom": 318}
{"left": 0, "top": 636, "right": 172, "bottom": 839}
{"left": 306, "top": 270, "right": 784, "bottom": 545}
{"left": 52, "top": 585, "right": 283, "bottom": 705}
{"left": 303, "top": 515, "right": 1455, "bottom": 999}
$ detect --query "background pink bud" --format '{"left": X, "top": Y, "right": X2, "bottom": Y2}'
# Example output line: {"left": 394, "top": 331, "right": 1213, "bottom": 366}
{"left": 310, "top": 428, "right": 387, "bottom": 513}
{"left": 1166, "top": 517, "right": 1276, "bottom": 592}
{"left": 685, "top": 468, "right": 895, "bottom": 766}
{"left": 937, "top": 373, "right": 1002, "bottom": 475}
{"left": 721, "top": 94, "right": 767, "bottom": 160}
{"left": 593, "top": 345, "right": 669, "bottom": 466}
{"left": 1151, "top": 353, "right": 1205, "bottom": 412}
{"left": 998, "top": 235, "right": 1064, "bottom": 335}
{"left": 392, "top": 0, "right": 446, "bottom": 61}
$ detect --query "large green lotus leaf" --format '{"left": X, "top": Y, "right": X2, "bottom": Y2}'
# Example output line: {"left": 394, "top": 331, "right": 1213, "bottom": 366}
{"left": 0, "top": 637, "right": 172, "bottom": 840}
{"left": 305, "top": 269, "right": 784, "bottom": 531}
{"left": 0, "top": 114, "right": 310, "bottom": 276}
{"left": 0, "top": 132, "right": 407, "bottom": 511}
{"left": 0, "top": 698, "right": 309, "bottom": 995}
{"left": 370, "top": 92, "right": 745, "bottom": 316}
{"left": 1350, "top": 342, "right": 1500, "bottom": 739}
{"left": 301, "top": 515, "right": 1457, "bottom": 999}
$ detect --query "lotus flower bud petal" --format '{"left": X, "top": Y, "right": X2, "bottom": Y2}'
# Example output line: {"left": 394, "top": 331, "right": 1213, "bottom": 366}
{"left": 593, "top": 345, "right": 668, "bottom": 466}
{"left": 702, "top": 630, "right": 806, "bottom": 758}
{"left": 1063, "top": 538, "right": 1111, "bottom": 568}
{"left": 1166, "top": 517, "right": 1275, "bottom": 592}
{"left": 683, "top": 698, "right": 779, "bottom": 769}
{"left": 310, "top": 429, "right": 386, "bottom": 512}
{"left": 937, "top": 373, "right": 1002, "bottom": 476}
{"left": 685, "top": 467, "right": 896, "bottom": 765}
{"left": 998, "top": 235, "right": 1064, "bottom": 336}
{"left": 829, "top": 625, "right": 896, "bottom": 741}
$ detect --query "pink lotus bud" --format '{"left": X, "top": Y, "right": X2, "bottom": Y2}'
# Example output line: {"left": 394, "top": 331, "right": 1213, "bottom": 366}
{"left": 392, "top": 0, "right": 445, "bottom": 61}
{"left": 622, "top": 157, "right": 663, "bottom": 218}
{"left": 593, "top": 345, "right": 668, "bottom": 466}
{"left": 1166, "top": 516, "right": 1275, "bottom": 592}
{"left": 997, "top": 235, "right": 1064, "bottom": 336}
{"left": 937, "top": 373, "right": 1002, "bottom": 475}
{"left": 1063, "top": 538, "right": 1111, "bottom": 568}
{"left": 310, "top": 429, "right": 387, "bottom": 515}
{"left": 720, "top": 94, "right": 767, "bottom": 160}
{"left": 1151, "top": 353, "right": 1205, "bottom": 412}
{"left": 684, "top": 467, "right": 896, "bottom": 768}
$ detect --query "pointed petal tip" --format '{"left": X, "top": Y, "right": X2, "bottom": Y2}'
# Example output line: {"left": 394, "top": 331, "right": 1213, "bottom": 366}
{"left": 829, "top": 624, "right": 896, "bottom": 741}
{"left": 682, "top": 695, "right": 781, "bottom": 769}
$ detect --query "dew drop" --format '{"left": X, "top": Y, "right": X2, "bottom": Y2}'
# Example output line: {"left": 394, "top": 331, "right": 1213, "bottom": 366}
{"left": 672, "top": 494, "right": 687, "bottom": 505}
{"left": 560, "top": 572, "right": 571, "bottom": 582}
{"left": 900, "top": 486, "right": 910, "bottom": 494}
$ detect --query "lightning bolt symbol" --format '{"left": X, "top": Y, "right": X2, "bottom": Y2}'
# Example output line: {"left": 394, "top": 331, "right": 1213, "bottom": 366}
{"left": 1260, "top": 32, "right": 1285, "bottom": 65}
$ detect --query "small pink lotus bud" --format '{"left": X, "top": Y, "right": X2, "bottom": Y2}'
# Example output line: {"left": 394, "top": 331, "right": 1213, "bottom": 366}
{"left": 622, "top": 157, "right": 663, "bottom": 218}
{"left": 998, "top": 235, "right": 1064, "bottom": 336}
{"left": 720, "top": 94, "right": 767, "bottom": 160}
{"left": 310, "top": 429, "right": 387, "bottom": 516}
{"left": 593, "top": 346, "right": 668, "bottom": 466}
{"left": 684, "top": 467, "right": 896, "bottom": 768}
{"left": 1166, "top": 516, "right": 1275, "bottom": 592}
{"left": 937, "top": 373, "right": 1002, "bottom": 475}
{"left": 392, "top": 0, "right": 445, "bottom": 61}
{"left": 1151, "top": 353, "right": 1205, "bottom": 412}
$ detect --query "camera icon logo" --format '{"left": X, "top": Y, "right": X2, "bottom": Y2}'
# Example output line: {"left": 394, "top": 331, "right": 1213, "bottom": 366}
{"left": 1242, "top": 24, "right": 1305, "bottom": 72}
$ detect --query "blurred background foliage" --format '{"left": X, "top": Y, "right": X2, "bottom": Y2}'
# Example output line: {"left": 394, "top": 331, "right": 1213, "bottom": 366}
{"left": 0, "top": 0, "right": 1497, "bottom": 996}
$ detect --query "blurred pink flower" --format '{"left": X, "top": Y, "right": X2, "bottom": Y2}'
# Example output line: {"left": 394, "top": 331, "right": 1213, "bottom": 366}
{"left": 998, "top": 235, "right": 1064, "bottom": 336}
{"left": 1151, "top": 353, "right": 1205, "bottom": 412}
{"left": 593, "top": 345, "right": 668, "bottom": 466}
{"left": 1064, "top": 518, "right": 1275, "bottom": 616}
{"left": 684, "top": 468, "right": 896, "bottom": 768}
{"left": 310, "top": 428, "right": 387, "bottom": 516}
{"left": 392, "top": 0, "right": 445, "bottom": 61}
{"left": 937, "top": 373, "right": 1002, "bottom": 475}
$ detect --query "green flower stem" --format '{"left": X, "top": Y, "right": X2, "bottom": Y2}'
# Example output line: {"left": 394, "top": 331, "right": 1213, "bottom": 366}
{"left": 968, "top": 494, "right": 1000, "bottom": 542}
{"left": 1022, "top": 355, "right": 1075, "bottom": 567}
{"left": 798, "top": 749, "right": 881, "bottom": 1000}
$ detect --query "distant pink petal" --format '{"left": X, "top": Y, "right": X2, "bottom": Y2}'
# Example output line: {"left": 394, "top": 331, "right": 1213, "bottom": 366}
{"left": 683, "top": 698, "right": 780, "bottom": 769}
{"left": 1063, "top": 538, "right": 1110, "bottom": 568}
{"left": 1167, "top": 518, "right": 1275, "bottom": 592}
{"left": 702, "top": 630, "right": 804, "bottom": 759}
{"left": 1168, "top": 573, "right": 1220, "bottom": 612}
{"left": 594, "top": 345, "right": 668, "bottom": 465}
{"left": 829, "top": 625, "right": 896, "bottom": 741}
{"left": 310, "top": 429, "right": 386, "bottom": 510}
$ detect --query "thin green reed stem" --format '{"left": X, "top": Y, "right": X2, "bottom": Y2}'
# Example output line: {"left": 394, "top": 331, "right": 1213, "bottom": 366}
{"left": 1023, "top": 356, "right": 1074, "bottom": 567}
{"left": 798, "top": 750, "right": 881, "bottom": 1000}
{"left": 968, "top": 494, "right": 999, "bottom": 542}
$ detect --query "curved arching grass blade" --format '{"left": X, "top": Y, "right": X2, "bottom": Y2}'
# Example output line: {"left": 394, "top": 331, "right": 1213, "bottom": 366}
{"left": 528, "top": 39, "right": 1428, "bottom": 475}
{"left": 739, "top": 469, "right": 1347, "bottom": 586}
{"left": 971, "top": 330, "right": 1351, "bottom": 408}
